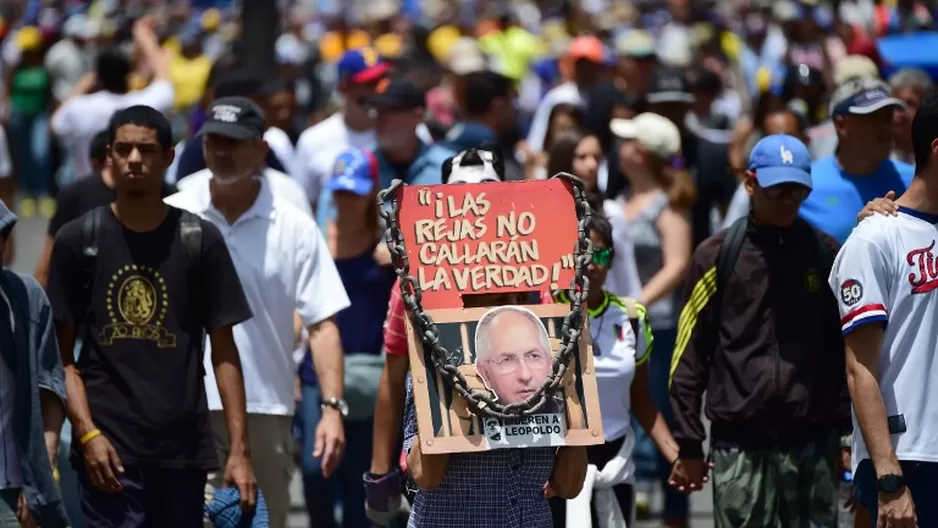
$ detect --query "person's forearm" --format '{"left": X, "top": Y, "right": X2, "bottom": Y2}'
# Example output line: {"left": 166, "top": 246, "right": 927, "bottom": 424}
{"left": 849, "top": 364, "right": 901, "bottom": 476}
{"left": 308, "top": 318, "right": 344, "bottom": 401}
{"left": 63, "top": 366, "right": 97, "bottom": 438}
{"left": 549, "top": 446, "right": 588, "bottom": 498}
{"left": 214, "top": 358, "right": 250, "bottom": 456}
{"left": 635, "top": 403, "right": 679, "bottom": 464}
{"left": 40, "top": 389, "right": 65, "bottom": 465}
{"left": 370, "top": 367, "right": 407, "bottom": 474}
{"left": 640, "top": 264, "right": 686, "bottom": 307}
{"left": 135, "top": 32, "right": 168, "bottom": 80}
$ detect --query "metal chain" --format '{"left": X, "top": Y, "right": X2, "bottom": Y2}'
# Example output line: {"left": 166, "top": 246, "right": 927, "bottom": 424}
{"left": 376, "top": 173, "right": 593, "bottom": 419}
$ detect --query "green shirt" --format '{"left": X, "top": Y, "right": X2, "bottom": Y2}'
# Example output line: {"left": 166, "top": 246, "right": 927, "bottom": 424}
{"left": 10, "top": 67, "right": 49, "bottom": 115}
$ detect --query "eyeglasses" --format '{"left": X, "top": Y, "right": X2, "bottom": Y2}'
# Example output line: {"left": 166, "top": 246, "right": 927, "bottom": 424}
{"left": 762, "top": 184, "right": 810, "bottom": 202}
{"left": 486, "top": 350, "right": 550, "bottom": 375}
{"left": 592, "top": 247, "right": 613, "bottom": 267}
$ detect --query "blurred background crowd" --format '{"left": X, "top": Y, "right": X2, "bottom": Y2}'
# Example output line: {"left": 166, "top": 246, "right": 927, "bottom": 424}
{"left": 0, "top": 0, "right": 936, "bottom": 526}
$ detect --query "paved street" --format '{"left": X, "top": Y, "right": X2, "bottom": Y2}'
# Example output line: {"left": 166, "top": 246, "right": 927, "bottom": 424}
{"left": 11, "top": 211, "right": 715, "bottom": 527}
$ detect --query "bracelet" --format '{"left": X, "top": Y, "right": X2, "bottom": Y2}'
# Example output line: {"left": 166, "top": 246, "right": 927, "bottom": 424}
{"left": 79, "top": 429, "right": 102, "bottom": 446}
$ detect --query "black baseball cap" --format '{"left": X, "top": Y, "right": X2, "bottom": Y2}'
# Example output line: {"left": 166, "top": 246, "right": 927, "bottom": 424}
{"left": 646, "top": 66, "right": 694, "bottom": 104}
{"left": 367, "top": 77, "right": 426, "bottom": 109}
{"left": 198, "top": 97, "right": 265, "bottom": 140}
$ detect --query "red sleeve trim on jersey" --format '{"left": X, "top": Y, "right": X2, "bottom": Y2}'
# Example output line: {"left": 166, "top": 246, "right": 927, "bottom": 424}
{"left": 841, "top": 303, "right": 888, "bottom": 335}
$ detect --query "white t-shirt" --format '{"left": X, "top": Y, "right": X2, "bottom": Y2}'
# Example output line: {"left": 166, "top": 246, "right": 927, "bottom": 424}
{"left": 589, "top": 293, "right": 652, "bottom": 442}
{"left": 829, "top": 207, "right": 938, "bottom": 469}
{"left": 263, "top": 127, "right": 296, "bottom": 177}
{"left": 164, "top": 177, "right": 350, "bottom": 415}
{"left": 293, "top": 112, "right": 375, "bottom": 207}
{"left": 176, "top": 168, "right": 313, "bottom": 219}
{"left": 51, "top": 80, "right": 175, "bottom": 178}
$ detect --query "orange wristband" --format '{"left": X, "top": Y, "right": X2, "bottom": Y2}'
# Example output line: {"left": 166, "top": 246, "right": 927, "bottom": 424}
{"left": 79, "top": 429, "right": 101, "bottom": 445}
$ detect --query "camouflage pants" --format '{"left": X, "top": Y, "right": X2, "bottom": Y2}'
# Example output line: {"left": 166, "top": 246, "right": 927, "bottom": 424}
{"left": 712, "top": 436, "right": 839, "bottom": 528}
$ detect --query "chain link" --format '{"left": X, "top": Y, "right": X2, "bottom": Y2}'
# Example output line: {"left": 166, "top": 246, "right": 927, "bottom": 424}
{"left": 376, "top": 173, "right": 593, "bottom": 419}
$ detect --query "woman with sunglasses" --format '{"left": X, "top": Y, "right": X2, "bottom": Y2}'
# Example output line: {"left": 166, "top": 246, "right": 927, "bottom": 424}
{"left": 549, "top": 215, "right": 691, "bottom": 528}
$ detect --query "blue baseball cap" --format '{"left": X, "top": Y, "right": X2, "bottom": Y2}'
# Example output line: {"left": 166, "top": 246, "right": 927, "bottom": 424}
{"left": 829, "top": 78, "right": 905, "bottom": 117}
{"left": 748, "top": 134, "right": 813, "bottom": 189}
{"left": 337, "top": 47, "right": 390, "bottom": 86}
{"left": 327, "top": 148, "right": 378, "bottom": 196}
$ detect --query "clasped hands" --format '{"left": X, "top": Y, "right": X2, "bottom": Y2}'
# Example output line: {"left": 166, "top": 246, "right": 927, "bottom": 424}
{"left": 667, "top": 458, "right": 714, "bottom": 493}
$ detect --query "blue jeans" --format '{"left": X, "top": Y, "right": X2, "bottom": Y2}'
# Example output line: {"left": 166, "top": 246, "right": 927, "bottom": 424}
{"left": 632, "top": 327, "right": 689, "bottom": 520}
{"left": 297, "top": 383, "right": 374, "bottom": 528}
{"left": 8, "top": 112, "right": 51, "bottom": 197}
{"left": 855, "top": 459, "right": 938, "bottom": 524}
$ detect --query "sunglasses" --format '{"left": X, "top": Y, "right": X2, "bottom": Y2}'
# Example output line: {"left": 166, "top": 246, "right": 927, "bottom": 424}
{"left": 592, "top": 247, "right": 613, "bottom": 267}
{"left": 762, "top": 184, "right": 810, "bottom": 202}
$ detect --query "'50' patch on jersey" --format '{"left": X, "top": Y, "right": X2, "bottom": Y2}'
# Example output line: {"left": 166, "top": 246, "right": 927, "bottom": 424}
{"left": 840, "top": 279, "right": 864, "bottom": 307}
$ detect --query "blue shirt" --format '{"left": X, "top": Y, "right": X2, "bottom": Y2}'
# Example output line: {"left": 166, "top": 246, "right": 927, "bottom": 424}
{"left": 299, "top": 244, "right": 394, "bottom": 385}
{"left": 800, "top": 156, "right": 915, "bottom": 243}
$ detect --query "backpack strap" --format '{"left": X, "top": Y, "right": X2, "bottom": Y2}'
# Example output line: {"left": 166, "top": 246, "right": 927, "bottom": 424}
{"left": 80, "top": 206, "right": 103, "bottom": 331}
{"left": 717, "top": 217, "right": 749, "bottom": 293}
{"left": 178, "top": 211, "right": 204, "bottom": 353}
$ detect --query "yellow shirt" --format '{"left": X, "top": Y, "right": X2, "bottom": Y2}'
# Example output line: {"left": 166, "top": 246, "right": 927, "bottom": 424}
{"left": 169, "top": 55, "right": 212, "bottom": 110}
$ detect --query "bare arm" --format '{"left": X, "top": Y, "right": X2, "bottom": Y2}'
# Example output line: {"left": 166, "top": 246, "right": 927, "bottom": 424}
{"left": 54, "top": 323, "right": 97, "bottom": 439}
{"left": 370, "top": 354, "right": 409, "bottom": 474}
{"left": 132, "top": 17, "right": 169, "bottom": 81}
{"left": 307, "top": 316, "right": 343, "bottom": 402}
{"left": 549, "top": 446, "right": 588, "bottom": 499}
{"left": 34, "top": 235, "right": 54, "bottom": 289}
{"left": 41, "top": 389, "right": 65, "bottom": 465}
{"left": 845, "top": 323, "right": 901, "bottom": 477}
{"left": 209, "top": 326, "right": 249, "bottom": 457}
{"left": 632, "top": 362, "right": 679, "bottom": 464}
{"left": 641, "top": 208, "right": 692, "bottom": 307}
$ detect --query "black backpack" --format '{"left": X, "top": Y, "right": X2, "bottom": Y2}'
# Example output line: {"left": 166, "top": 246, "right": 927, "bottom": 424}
{"left": 80, "top": 206, "right": 203, "bottom": 336}
{"left": 716, "top": 217, "right": 833, "bottom": 294}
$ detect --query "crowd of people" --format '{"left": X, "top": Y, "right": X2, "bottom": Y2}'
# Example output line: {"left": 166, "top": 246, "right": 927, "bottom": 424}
{"left": 2, "top": 0, "right": 938, "bottom": 527}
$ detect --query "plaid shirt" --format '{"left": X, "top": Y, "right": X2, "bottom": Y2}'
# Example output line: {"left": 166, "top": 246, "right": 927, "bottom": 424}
{"left": 403, "top": 377, "right": 555, "bottom": 528}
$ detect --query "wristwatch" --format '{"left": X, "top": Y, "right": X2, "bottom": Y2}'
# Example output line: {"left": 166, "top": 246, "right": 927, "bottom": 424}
{"left": 321, "top": 397, "right": 349, "bottom": 417}
{"left": 878, "top": 473, "right": 905, "bottom": 493}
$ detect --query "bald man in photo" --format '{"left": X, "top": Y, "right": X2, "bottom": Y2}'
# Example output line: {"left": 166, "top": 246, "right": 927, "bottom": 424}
{"left": 475, "top": 306, "right": 553, "bottom": 405}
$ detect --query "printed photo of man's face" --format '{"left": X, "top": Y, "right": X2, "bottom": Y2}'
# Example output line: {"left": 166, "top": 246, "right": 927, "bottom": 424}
{"left": 474, "top": 306, "right": 553, "bottom": 405}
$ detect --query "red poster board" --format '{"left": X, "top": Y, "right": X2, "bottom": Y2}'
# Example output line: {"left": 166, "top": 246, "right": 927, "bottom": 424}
{"left": 396, "top": 179, "right": 579, "bottom": 310}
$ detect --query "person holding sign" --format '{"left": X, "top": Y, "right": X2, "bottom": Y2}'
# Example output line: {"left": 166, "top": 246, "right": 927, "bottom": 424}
{"left": 549, "top": 215, "right": 694, "bottom": 528}
{"left": 364, "top": 148, "right": 588, "bottom": 527}
{"left": 474, "top": 306, "right": 555, "bottom": 406}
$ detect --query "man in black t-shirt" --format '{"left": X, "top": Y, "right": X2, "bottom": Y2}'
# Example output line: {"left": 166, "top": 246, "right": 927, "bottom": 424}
{"left": 35, "top": 131, "right": 176, "bottom": 289}
{"left": 46, "top": 106, "right": 257, "bottom": 527}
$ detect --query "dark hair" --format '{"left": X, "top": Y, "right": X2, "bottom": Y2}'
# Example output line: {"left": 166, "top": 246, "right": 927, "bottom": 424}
{"left": 912, "top": 86, "right": 938, "bottom": 173}
{"left": 546, "top": 128, "right": 587, "bottom": 179}
{"left": 204, "top": 53, "right": 238, "bottom": 95}
{"left": 95, "top": 48, "right": 131, "bottom": 94}
{"left": 691, "top": 68, "right": 722, "bottom": 98}
{"left": 107, "top": 105, "right": 173, "bottom": 151}
{"left": 590, "top": 214, "right": 614, "bottom": 251}
{"left": 89, "top": 131, "right": 109, "bottom": 163}
{"left": 463, "top": 71, "right": 514, "bottom": 116}
{"left": 544, "top": 103, "right": 583, "bottom": 152}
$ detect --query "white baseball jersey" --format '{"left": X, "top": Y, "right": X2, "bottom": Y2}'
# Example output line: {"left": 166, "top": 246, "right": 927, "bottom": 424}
{"left": 829, "top": 207, "right": 938, "bottom": 469}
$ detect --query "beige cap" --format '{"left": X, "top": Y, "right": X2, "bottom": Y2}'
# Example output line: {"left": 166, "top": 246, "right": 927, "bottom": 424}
{"left": 610, "top": 113, "right": 682, "bottom": 160}
{"left": 834, "top": 55, "right": 881, "bottom": 85}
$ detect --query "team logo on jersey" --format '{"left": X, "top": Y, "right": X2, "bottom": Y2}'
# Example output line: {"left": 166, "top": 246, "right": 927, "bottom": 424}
{"left": 840, "top": 279, "right": 863, "bottom": 307}
{"left": 907, "top": 241, "right": 938, "bottom": 294}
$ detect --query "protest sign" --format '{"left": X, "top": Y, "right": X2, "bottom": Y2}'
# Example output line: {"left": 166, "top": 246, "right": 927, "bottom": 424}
{"left": 406, "top": 304, "right": 604, "bottom": 454}
{"left": 395, "top": 179, "right": 578, "bottom": 310}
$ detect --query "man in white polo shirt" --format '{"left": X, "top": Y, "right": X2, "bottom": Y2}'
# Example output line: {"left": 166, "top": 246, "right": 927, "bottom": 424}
{"left": 164, "top": 97, "right": 350, "bottom": 528}
{"left": 829, "top": 88, "right": 938, "bottom": 528}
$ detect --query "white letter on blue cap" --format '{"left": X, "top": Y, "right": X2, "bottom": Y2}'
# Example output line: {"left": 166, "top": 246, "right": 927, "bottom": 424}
{"left": 780, "top": 145, "right": 794, "bottom": 165}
